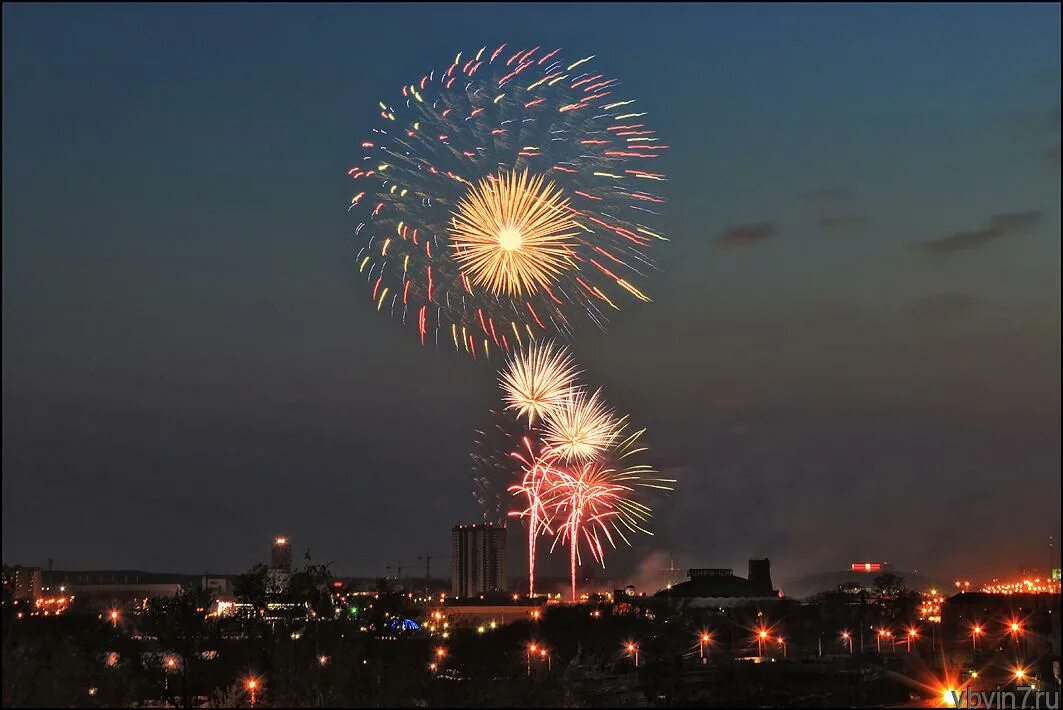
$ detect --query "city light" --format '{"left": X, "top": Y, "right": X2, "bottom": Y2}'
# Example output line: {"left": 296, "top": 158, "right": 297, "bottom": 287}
{"left": 980, "top": 576, "right": 1061, "bottom": 595}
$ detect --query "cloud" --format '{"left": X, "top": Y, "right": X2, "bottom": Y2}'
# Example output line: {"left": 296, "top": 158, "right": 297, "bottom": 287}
{"left": 988, "top": 211, "right": 1041, "bottom": 234}
{"left": 717, "top": 223, "right": 776, "bottom": 247}
{"left": 819, "top": 214, "right": 868, "bottom": 233}
{"left": 798, "top": 188, "right": 853, "bottom": 202}
{"left": 918, "top": 211, "right": 1041, "bottom": 257}
{"left": 908, "top": 293, "right": 979, "bottom": 322}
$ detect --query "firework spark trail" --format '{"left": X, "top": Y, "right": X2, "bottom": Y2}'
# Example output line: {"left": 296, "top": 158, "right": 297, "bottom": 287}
{"left": 349, "top": 44, "right": 669, "bottom": 358}
{"left": 543, "top": 423, "right": 675, "bottom": 601}
{"left": 506, "top": 437, "right": 562, "bottom": 598}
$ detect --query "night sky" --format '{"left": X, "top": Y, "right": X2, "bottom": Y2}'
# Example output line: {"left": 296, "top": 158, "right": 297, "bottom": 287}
{"left": 3, "top": 4, "right": 1060, "bottom": 588}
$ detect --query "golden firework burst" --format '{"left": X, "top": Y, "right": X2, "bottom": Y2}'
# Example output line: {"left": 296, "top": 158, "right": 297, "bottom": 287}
{"left": 450, "top": 169, "right": 578, "bottom": 297}
{"left": 542, "top": 387, "right": 619, "bottom": 462}
{"left": 500, "top": 341, "right": 579, "bottom": 426}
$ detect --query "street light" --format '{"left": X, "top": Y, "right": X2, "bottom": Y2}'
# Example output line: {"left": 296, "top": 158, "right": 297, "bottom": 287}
{"left": 699, "top": 632, "right": 712, "bottom": 661}
{"left": 626, "top": 642, "right": 639, "bottom": 669}
{"left": 1007, "top": 619, "right": 1025, "bottom": 655}
{"left": 841, "top": 630, "right": 853, "bottom": 654}
{"left": 971, "top": 625, "right": 983, "bottom": 651}
{"left": 109, "top": 610, "right": 119, "bottom": 629}
{"left": 163, "top": 656, "right": 177, "bottom": 694}
{"left": 757, "top": 628, "right": 769, "bottom": 657}
{"left": 906, "top": 627, "right": 919, "bottom": 653}
{"left": 527, "top": 643, "right": 538, "bottom": 677}
{"left": 777, "top": 636, "right": 787, "bottom": 657}
{"left": 540, "top": 648, "right": 551, "bottom": 671}
{"left": 246, "top": 678, "right": 258, "bottom": 708}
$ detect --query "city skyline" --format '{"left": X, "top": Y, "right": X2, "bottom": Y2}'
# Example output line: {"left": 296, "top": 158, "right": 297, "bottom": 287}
{"left": 3, "top": 3, "right": 1060, "bottom": 583}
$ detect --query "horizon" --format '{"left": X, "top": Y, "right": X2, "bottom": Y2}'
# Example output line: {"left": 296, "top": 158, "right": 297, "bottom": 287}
{"left": 3, "top": 4, "right": 1060, "bottom": 587}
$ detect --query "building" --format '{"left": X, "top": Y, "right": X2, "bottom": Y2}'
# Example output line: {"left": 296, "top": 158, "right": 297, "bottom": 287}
{"left": 12, "top": 566, "right": 42, "bottom": 602}
{"left": 271, "top": 537, "right": 292, "bottom": 570}
{"left": 201, "top": 576, "right": 233, "bottom": 598}
{"left": 266, "top": 536, "right": 293, "bottom": 595}
{"left": 656, "top": 559, "right": 780, "bottom": 607}
{"left": 451, "top": 523, "right": 506, "bottom": 598}
{"left": 64, "top": 582, "right": 181, "bottom": 610}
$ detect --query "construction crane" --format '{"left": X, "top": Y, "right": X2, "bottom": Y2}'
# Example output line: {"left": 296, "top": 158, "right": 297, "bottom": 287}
{"left": 385, "top": 562, "right": 411, "bottom": 584}
{"left": 417, "top": 555, "right": 433, "bottom": 593}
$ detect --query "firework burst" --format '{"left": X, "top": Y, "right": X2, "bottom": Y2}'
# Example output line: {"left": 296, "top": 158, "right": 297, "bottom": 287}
{"left": 349, "top": 44, "right": 667, "bottom": 358}
{"left": 545, "top": 424, "right": 674, "bottom": 601}
{"left": 499, "top": 340, "right": 579, "bottom": 425}
{"left": 542, "top": 387, "right": 619, "bottom": 463}
{"left": 451, "top": 169, "right": 579, "bottom": 297}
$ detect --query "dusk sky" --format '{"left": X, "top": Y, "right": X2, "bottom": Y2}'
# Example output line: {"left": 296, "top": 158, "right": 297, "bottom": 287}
{"left": 3, "top": 4, "right": 1059, "bottom": 589}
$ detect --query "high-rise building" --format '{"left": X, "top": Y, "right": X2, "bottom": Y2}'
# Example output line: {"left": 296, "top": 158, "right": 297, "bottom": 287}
{"left": 12, "top": 566, "right": 42, "bottom": 601}
{"left": 452, "top": 523, "right": 506, "bottom": 598}
{"left": 271, "top": 537, "right": 292, "bottom": 570}
{"left": 268, "top": 536, "right": 292, "bottom": 595}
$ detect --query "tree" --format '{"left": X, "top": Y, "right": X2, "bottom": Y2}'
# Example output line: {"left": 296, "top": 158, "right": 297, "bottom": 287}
{"left": 234, "top": 564, "right": 269, "bottom": 608}
{"left": 140, "top": 585, "right": 216, "bottom": 708}
{"left": 288, "top": 550, "right": 334, "bottom": 618}
{"left": 873, "top": 573, "right": 905, "bottom": 598}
